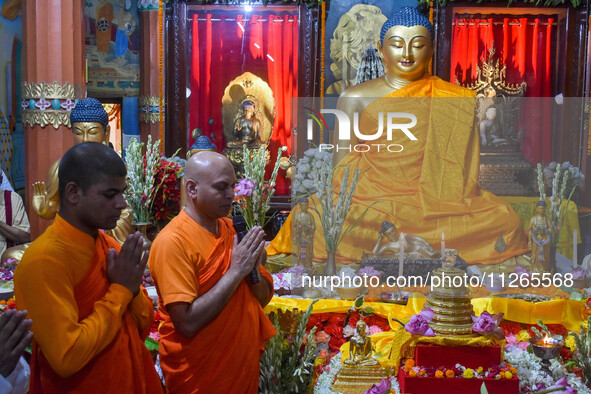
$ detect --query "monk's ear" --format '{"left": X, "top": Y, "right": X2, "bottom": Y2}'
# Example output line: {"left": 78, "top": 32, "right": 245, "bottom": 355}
{"left": 63, "top": 182, "right": 82, "bottom": 205}
{"left": 186, "top": 179, "right": 198, "bottom": 199}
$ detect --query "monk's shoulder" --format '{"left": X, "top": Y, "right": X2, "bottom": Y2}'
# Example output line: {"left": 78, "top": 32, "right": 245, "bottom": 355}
{"left": 17, "top": 234, "right": 73, "bottom": 278}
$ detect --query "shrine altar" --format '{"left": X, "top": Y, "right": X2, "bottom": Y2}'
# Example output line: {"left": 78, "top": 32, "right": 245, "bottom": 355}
{"left": 265, "top": 294, "right": 587, "bottom": 332}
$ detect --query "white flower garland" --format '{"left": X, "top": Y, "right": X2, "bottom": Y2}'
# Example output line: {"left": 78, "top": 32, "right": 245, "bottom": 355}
{"left": 505, "top": 347, "right": 591, "bottom": 393}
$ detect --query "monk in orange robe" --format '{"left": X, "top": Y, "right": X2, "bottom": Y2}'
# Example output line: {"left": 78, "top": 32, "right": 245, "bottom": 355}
{"left": 149, "top": 151, "right": 275, "bottom": 393}
{"left": 14, "top": 142, "right": 162, "bottom": 394}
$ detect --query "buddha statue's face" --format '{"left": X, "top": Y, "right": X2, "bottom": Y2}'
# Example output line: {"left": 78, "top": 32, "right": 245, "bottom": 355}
{"left": 243, "top": 105, "right": 255, "bottom": 119}
{"left": 72, "top": 122, "right": 110, "bottom": 145}
{"left": 379, "top": 25, "right": 433, "bottom": 82}
{"left": 536, "top": 205, "right": 546, "bottom": 215}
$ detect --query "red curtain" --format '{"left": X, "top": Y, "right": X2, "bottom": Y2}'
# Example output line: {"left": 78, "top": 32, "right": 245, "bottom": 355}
{"left": 190, "top": 11, "right": 298, "bottom": 195}
{"left": 451, "top": 15, "right": 555, "bottom": 164}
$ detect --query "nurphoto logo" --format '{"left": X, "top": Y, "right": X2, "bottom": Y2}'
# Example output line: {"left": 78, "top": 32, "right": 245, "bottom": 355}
{"left": 305, "top": 107, "right": 418, "bottom": 153}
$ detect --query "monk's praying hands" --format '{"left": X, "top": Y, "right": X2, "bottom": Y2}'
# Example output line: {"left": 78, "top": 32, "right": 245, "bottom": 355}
{"left": 107, "top": 231, "right": 149, "bottom": 296}
{"left": 229, "top": 226, "right": 265, "bottom": 279}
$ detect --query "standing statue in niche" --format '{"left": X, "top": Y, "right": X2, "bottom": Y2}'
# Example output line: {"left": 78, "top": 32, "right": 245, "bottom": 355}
{"left": 292, "top": 197, "right": 315, "bottom": 269}
{"left": 528, "top": 201, "right": 552, "bottom": 273}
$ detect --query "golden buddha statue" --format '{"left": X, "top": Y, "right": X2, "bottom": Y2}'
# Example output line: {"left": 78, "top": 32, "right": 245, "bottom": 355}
{"left": 31, "top": 98, "right": 133, "bottom": 244}
{"left": 233, "top": 100, "right": 261, "bottom": 145}
{"left": 528, "top": 201, "right": 552, "bottom": 272}
{"left": 268, "top": 7, "right": 528, "bottom": 265}
{"left": 371, "top": 221, "right": 439, "bottom": 259}
{"left": 292, "top": 197, "right": 315, "bottom": 269}
{"left": 345, "top": 319, "right": 378, "bottom": 366}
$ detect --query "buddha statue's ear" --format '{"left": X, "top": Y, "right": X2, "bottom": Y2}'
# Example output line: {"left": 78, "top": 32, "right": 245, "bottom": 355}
{"left": 377, "top": 40, "right": 383, "bottom": 61}
{"left": 104, "top": 124, "right": 111, "bottom": 144}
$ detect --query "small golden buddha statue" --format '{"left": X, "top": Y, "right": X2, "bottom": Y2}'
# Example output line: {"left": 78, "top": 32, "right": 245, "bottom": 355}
{"left": 233, "top": 100, "right": 261, "bottom": 144}
{"left": 345, "top": 319, "right": 378, "bottom": 366}
{"left": 529, "top": 200, "right": 552, "bottom": 272}
{"left": 292, "top": 197, "right": 315, "bottom": 269}
{"left": 371, "top": 221, "right": 439, "bottom": 259}
{"left": 30, "top": 98, "right": 133, "bottom": 244}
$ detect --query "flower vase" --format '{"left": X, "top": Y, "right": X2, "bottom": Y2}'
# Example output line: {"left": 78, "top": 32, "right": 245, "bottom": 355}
{"left": 132, "top": 222, "right": 152, "bottom": 254}
{"left": 323, "top": 251, "right": 337, "bottom": 276}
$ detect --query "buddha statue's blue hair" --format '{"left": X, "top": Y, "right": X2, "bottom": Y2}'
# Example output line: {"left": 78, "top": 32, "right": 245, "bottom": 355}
{"left": 70, "top": 98, "right": 109, "bottom": 131}
{"left": 190, "top": 135, "right": 216, "bottom": 152}
{"left": 380, "top": 6, "right": 434, "bottom": 45}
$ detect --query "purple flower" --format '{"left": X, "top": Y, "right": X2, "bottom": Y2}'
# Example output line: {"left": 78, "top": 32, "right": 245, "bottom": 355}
{"left": 364, "top": 378, "right": 390, "bottom": 394}
{"left": 472, "top": 311, "right": 503, "bottom": 334}
{"left": 234, "top": 179, "right": 255, "bottom": 197}
{"left": 515, "top": 266, "right": 530, "bottom": 277}
{"left": 573, "top": 269, "right": 586, "bottom": 280}
{"left": 405, "top": 308, "right": 434, "bottom": 336}
{"left": 357, "top": 266, "right": 382, "bottom": 277}
{"left": 552, "top": 376, "right": 578, "bottom": 394}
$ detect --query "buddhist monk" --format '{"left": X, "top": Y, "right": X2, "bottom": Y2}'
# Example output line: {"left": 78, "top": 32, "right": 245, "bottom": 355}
{"left": 14, "top": 142, "right": 162, "bottom": 393}
{"left": 149, "top": 151, "right": 276, "bottom": 393}
{"left": 268, "top": 7, "right": 528, "bottom": 265}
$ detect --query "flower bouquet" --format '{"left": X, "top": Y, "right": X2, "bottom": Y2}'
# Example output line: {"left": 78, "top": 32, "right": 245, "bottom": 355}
{"left": 152, "top": 156, "right": 183, "bottom": 224}
{"left": 537, "top": 162, "right": 584, "bottom": 249}
{"left": 124, "top": 136, "right": 179, "bottom": 224}
{"left": 293, "top": 149, "right": 375, "bottom": 275}
{"left": 233, "top": 144, "right": 283, "bottom": 230}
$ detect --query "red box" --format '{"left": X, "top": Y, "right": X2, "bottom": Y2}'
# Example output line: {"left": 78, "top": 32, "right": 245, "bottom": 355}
{"left": 415, "top": 345, "right": 502, "bottom": 369}
{"left": 398, "top": 367, "right": 520, "bottom": 394}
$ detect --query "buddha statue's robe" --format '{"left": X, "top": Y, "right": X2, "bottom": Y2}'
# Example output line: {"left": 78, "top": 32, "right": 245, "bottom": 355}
{"left": 269, "top": 75, "right": 529, "bottom": 264}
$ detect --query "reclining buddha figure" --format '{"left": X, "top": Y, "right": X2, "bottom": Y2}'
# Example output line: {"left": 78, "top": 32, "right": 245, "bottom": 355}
{"left": 32, "top": 98, "right": 133, "bottom": 244}
{"left": 268, "top": 7, "right": 528, "bottom": 265}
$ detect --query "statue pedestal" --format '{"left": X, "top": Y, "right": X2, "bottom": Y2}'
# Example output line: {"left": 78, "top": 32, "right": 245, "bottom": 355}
{"left": 222, "top": 142, "right": 267, "bottom": 179}
{"left": 359, "top": 256, "right": 467, "bottom": 281}
{"left": 331, "top": 364, "right": 387, "bottom": 394}
{"left": 478, "top": 152, "right": 534, "bottom": 196}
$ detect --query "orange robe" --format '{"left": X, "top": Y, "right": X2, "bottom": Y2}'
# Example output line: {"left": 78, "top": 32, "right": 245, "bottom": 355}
{"left": 149, "top": 210, "right": 276, "bottom": 393}
{"left": 14, "top": 215, "right": 162, "bottom": 394}
{"left": 269, "top": 75, "right": 529, "bottom": 264}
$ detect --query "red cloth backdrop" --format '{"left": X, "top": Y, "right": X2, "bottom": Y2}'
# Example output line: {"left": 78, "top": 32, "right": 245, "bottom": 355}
{"left": 451, "top": 15, "right": 556, "bottom": 164}
{"left": 190, "top": 11, "right": 298, "bottom": 195}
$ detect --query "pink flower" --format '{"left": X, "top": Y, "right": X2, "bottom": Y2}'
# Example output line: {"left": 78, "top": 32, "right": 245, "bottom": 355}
{"left": 315, "top": 330, "right": 330, "bottom": 344}
{"left": 35, "top": 98, "right": 51, "bottom": 110}
{"left": 369, "top": 325, "right": 383, "bottom": 335}
{"left": 551, "top": 376, "right": 577, "bottom": 393}
{"left": 235, "top": 179, "right": 255, "bottom": 197}
{"left": 61, "top": 99, "right": 76, "bottom": 111}
{"left": 365, "top": 378, "right": 390, "bottom": 394}
{"left": 141, "top": 193, "right": 147, "bottom": 203}
{"left": 472, "top": 311, "right": 503, "bottom": 334}
{"left": 573, "top": 269, "right": 586, "bottom": 280}
{"left": 405, "top": 308, "right": 434, "bottom": 336}
{"left": 506, "top": 333, "right": 518, "bottom": 346}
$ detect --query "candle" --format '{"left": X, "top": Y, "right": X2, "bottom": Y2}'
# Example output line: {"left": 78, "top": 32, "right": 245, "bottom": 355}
{"left": 399, "top": 233, "right": 405, "bottom": 277}
{"left": 441, "top": 232, "right": 446, "bottom": 257}
{"left": 573, "top": 230, "right": 578, "bottom": 267}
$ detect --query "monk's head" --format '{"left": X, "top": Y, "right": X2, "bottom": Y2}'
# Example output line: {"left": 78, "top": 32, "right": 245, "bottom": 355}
{"left": 185, "top": 151, "right": 236, "bottom": 221}
{"left": 378, "top": 7, "right": 434, "bottom": 83}
{"left": 58, "top": 142, "right": 127, "bottom": 235}
{"left": 70, "top": 98, "right": 111, "bottom": 145}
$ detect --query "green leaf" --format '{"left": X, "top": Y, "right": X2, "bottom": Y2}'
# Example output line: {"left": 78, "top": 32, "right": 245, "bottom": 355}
{"left": 481, "top": 382, "right": 489, "bottom": 394}
{"left": 144, "top": 337, "right": 159, "bottom": 352}
{"left": 363, "top": 305, "right": 375, "bottom": 315}
{"left": 354, "top": 296, "right": 365, "bottom": 309}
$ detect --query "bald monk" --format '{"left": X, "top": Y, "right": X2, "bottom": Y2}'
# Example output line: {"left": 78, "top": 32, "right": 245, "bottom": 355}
{"left": 149, "top": 151, "right": 275, "bottom": 393}
{"left": 269, "top": 7, "right": 528, "bottom": 265}
{"left": 14, "top": 143, "right": 162, "bottom": 393}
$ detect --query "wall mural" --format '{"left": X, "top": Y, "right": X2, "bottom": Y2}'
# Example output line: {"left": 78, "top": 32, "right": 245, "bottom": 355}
{"left": 0, "top": 0, "right": 22, "bottom": 189}
{"left": 323, "top": 0, "right": 416, "bottom": 97}
{"left": 84, "top": 0, "right": 140, "bottom": 97}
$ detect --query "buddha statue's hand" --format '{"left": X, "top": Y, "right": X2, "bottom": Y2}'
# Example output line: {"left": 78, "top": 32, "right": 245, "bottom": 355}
{"left": 32, "top": 181, "right": 58, "bottom": 219}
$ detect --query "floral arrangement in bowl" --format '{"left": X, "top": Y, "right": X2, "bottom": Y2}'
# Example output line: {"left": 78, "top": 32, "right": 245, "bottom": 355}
{"left": 233, "top": 144, "right": 284, "bottom": 230}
